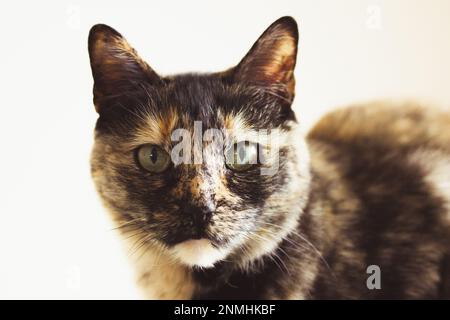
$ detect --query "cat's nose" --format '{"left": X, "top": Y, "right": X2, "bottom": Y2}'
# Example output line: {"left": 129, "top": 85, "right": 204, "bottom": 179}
{"left": 190, "top": 203, "right": 213, "bottom": 225}
{"left": 181, "top": 201, "right": 215, "bottom": 239}
{"left": 197, "top": 205, "right": 213, "bottom": 225}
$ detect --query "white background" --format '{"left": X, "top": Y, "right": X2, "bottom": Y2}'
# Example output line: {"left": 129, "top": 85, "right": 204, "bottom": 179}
{"left": 0, "top": 0, "right": 449, "bottom": 299}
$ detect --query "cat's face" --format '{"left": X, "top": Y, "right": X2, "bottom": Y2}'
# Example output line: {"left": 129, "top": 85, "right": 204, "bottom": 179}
{"left": 89, "top": 17, "right": 311, "bottom": 268}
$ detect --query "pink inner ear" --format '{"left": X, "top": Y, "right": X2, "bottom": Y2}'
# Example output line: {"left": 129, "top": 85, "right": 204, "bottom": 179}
{"left": 231, "top": 18, "right": 298, "bottom": 97}
{"left": 261, "top": 38, "right": 297, "bottom": 82}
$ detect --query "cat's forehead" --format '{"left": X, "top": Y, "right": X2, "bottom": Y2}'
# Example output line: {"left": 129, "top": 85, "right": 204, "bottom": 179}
{"left": 130, "top": 104, "right": 255, "bottom": 148}
{"left": 164, "top": 75, "right": 238, "bottom": 121}
{"left": 128, "top": 77, "right": 240, "bottom": 134}
{"left": 117, "top": 75, "right": 296, "bottom": 149}
{"left": 162, "top": 74, "right": 293, "bottom": 126}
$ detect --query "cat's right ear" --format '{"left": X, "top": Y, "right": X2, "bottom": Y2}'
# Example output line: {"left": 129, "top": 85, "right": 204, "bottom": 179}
{"left": 88, "top": 24, "right": 163, "bottom": 113}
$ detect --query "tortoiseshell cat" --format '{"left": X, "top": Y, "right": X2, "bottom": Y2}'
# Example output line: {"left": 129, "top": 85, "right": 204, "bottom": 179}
{"left": 88, "top": 17, "right": 450, "bottom": 299}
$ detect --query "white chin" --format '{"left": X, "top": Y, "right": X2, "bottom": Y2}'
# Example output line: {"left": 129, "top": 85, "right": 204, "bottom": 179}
{"left": 172, "top": 239, "right": 228, "bottom": 268}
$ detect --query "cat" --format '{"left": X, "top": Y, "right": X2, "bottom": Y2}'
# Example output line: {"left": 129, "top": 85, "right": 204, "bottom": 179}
{"left": 88, "top": 16, "right": 450, "bottom": 299}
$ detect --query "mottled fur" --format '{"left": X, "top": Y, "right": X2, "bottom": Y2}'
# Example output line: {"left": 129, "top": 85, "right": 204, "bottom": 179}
{"left": 88, "top": 17, "right": 450, "bottom": 299}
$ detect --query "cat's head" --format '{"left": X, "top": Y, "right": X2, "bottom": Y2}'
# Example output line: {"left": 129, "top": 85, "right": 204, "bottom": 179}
{"left": 89, "top": 17, "right": 311, "bottom": 269}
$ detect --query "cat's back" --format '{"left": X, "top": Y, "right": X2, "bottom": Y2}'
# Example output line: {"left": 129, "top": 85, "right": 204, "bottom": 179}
{"left": 306, "top": 101, "right": 450, "bottom": 299}
{"left": 308, "top": 101, "right": 450, "bottom": 152}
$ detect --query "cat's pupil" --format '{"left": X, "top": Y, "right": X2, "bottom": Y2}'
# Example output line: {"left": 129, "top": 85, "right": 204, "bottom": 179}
{"left": 150, "top": 147, "right": 158, "bottom": 164}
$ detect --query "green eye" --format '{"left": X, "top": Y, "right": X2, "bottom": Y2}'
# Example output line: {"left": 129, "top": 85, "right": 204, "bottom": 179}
{"left": 225, "top": 142, "right": 259, "bottom": 172}
{"left": 137, "top": 144, "right": 171, "bottom": 173}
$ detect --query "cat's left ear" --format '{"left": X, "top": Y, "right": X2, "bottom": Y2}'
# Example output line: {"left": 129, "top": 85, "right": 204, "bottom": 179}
{"left": 88, "top": 24, "right": 163, "bottom": 112}
{"left": 227, "top": 16, "right": 299, "bottom": 103}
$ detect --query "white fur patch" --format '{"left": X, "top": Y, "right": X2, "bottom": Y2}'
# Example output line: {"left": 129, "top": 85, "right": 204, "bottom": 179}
{"left": 424, "top": 158, "right": 450, "bottom": 222}
{"left": 172, "top": 239, "right": 230, "bottom": 268}
{"left": 408, "top": 150, "right": 450, "bottom": 223}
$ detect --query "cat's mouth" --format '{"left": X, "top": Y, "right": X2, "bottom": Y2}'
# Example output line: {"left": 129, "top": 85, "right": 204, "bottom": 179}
{"left": 171, "top": 238, "right": 231, "bottom": 268}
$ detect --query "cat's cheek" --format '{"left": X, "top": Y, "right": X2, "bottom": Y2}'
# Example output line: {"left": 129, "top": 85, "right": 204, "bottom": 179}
{"left": 171, "top": 239, "right": 231, "bottom": 268}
